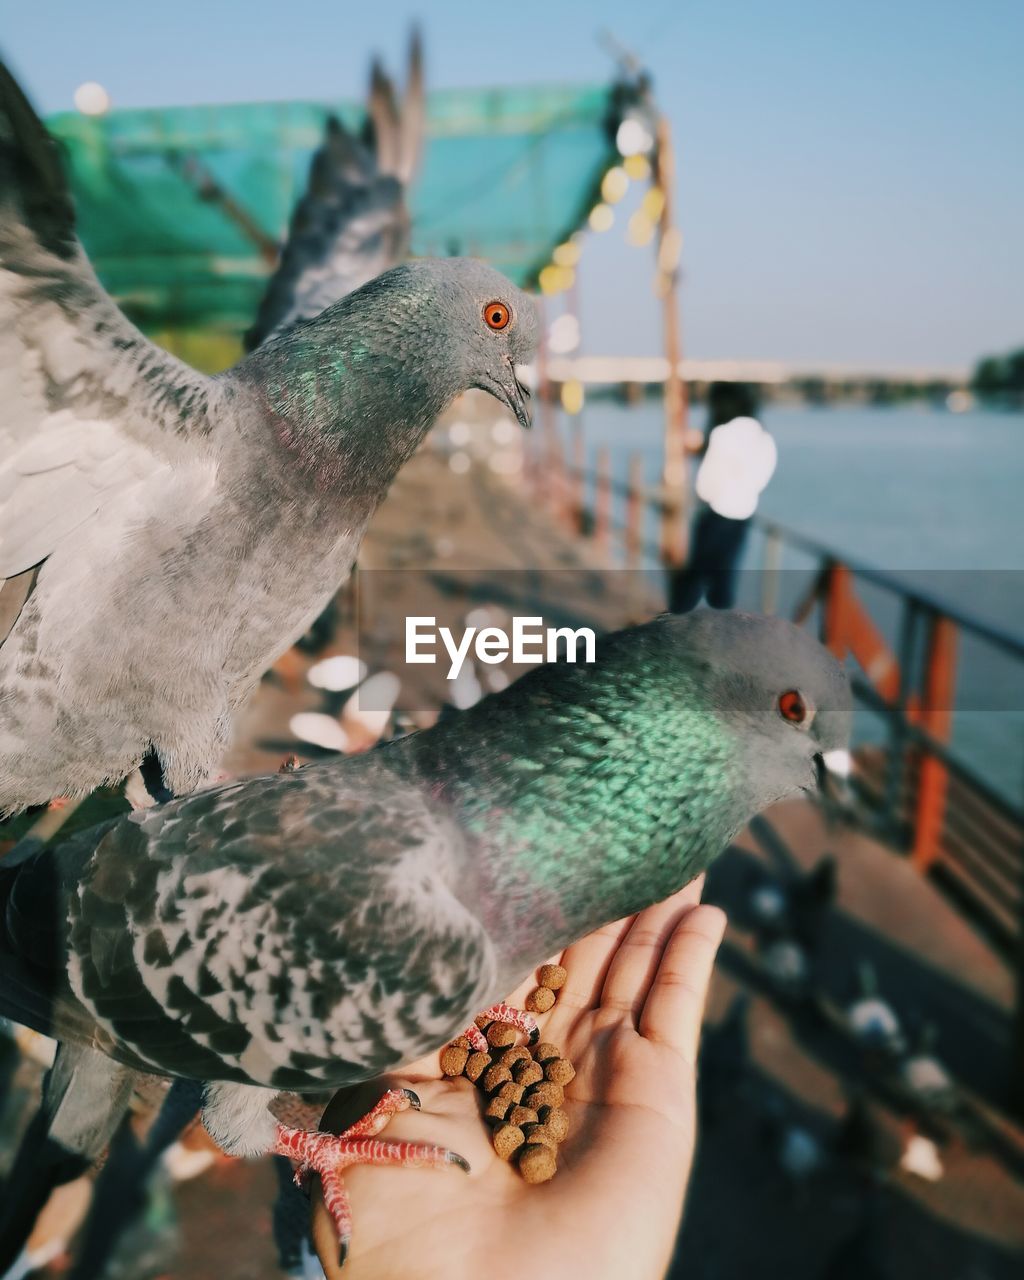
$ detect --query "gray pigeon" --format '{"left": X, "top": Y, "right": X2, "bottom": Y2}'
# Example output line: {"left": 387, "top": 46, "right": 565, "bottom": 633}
{"left": 0, "top": 611, "right": 850, "bottom": 1265}
{"left": 245, "top": 33, "right": 424, "bottom": 350}
{"left": 0, "top": 59, "right": 537, "bottom": 814}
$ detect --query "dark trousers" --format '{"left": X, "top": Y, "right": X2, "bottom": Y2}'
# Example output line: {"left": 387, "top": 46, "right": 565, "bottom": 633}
{"left": 668, "top": 507, "right": 751, "bottom": 613}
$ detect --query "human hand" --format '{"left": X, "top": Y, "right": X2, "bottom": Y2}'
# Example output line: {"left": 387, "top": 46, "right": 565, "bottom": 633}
{"left": 312, "top": 878, "right": 726, "bottom": 1280}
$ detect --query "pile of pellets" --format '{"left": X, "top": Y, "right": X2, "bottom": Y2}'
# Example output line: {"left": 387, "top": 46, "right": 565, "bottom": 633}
{"left": 440, "top": 964, "right": 574, "bottom": 1183}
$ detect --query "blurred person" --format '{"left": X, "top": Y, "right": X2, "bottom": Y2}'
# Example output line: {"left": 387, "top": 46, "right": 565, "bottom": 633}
{"left": 668, "top": 382, "right": 776, "bottom": 613}
{"left": 311, "top": 879, "right": 726, "bottom": 1280}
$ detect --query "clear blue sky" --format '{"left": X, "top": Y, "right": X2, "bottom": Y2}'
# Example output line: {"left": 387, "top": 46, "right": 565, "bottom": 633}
{"left": 5, "top": 0, "right": 1022, "bottom": 370}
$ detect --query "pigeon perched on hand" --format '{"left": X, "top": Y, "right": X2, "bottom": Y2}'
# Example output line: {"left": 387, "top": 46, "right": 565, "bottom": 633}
{"left": 0, "top": 611, "right": 850, "bottom": 1265}
{"left": 0, "top": 59, "right": 537, "bottom": 814}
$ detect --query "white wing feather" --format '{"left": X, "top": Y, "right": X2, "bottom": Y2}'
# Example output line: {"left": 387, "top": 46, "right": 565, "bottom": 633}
{"left": 0, "top": 71, "right": 217, "bottom": 592}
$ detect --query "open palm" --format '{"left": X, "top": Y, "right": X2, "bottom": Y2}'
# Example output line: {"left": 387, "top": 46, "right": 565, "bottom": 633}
{"left": 312, "top": 878, "right": 726, "bottom": 1280}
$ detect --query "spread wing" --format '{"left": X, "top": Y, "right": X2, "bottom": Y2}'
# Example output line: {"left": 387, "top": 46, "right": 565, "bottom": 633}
{"left": 0, "top": 762, "right": 496, "bottom": 1089}
{"left": 244, "top": 32, "right": 424, "bottom": 349}
{"left": 0, "top": 60, "right": 217, "bottom": 639}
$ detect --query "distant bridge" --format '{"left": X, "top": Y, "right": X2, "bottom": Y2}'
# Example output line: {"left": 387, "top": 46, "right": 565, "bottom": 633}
{"left": 542, "top": 355, "right": 969, "bottom": 390}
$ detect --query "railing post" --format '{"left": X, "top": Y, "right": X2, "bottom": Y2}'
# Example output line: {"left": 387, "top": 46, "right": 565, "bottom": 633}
{"left": 570, "top": 423, "right": 585, "bottom": 535}
{"left": 760, "top": 525, "right": 783, "bottom": 615}
{"left": 883, "top": 599, "right": 919, "bottom": 845}
{"left": 823, "top": 561, "right": 852, "bottom": 659}
{"left": 1012, "top": 763, "right": 1024, "bottom": 1118}
{"left": 654, "top": 114, "right": 689, "bottom": 570}
{"left": 911, "top": 614, "right": 957, "bottom": 871}
{"left": 594, "top": 446, "right": 611, "bottom": 557}
{"left": 625, "top": 454, "right": 643, "bottom": 569}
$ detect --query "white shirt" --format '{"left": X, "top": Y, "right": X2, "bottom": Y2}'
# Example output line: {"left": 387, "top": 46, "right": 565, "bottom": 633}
{"left": 695, "top": 416, "right": 777, "bottom": 521}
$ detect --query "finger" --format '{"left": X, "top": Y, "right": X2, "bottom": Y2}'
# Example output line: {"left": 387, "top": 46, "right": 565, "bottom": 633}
{"left": 599, "top": 877, "right": 708, "bottom": 1025}
{"left": 553, "top": 914, "right": 637, "bottom": 1015}
{"left": 638, "top": 904, "right": 726, "bottom": 1066}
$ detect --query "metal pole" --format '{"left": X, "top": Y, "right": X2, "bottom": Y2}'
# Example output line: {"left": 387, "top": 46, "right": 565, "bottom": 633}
{"left": 1012, "top": 760, "right": 1024, "bottom": 1118}
{"left": 884, "top": 600, "right": 919, "bottom": 846}
{"left": 911, "top": 613, "right": 957, "bottom": 871}
{"left": 571, "top": 423, "right": 585, "bottom": 535}
{"left": 595, "top": 447, "right": 612, "bottom": 557}
{"left": 626, "top": 454, "right": 643, "bottom": 569}
{"left": 535, "top": 296, "right": 559, "bottom": 511}
{"left": 760, "top": 527, "right": 783, "bottom": 615}
{"left": 654, "top": 116, "right": 689, "bottom": 569}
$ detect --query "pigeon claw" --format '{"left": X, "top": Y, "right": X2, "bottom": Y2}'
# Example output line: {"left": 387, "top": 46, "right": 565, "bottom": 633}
{"left": 273, "top": 1091, "right": 469, "bottom": 1269}
{"left": 461, "top": 1003, "right": 540, "bottom": 1050}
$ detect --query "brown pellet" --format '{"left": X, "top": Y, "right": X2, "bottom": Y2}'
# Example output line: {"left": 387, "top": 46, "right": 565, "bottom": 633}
{"left": 508, "top": 1105, "right": 539, "bottom": 1127}
{"left": 538, "top": 964, "right": 568, "bottom": 991}
{"left": 525, "top": 987, "right": 556, "bottom": 1014}
{"left": 532, "top": 1042, "right": 561, "bottom": 1064}
{"left": 464, "top": 1051, "right": 491, "bottom": 1083}
{"left": 518, "top": 1143, "right": 557, "bottom": 1184}
{"left": 486, "top": 1022, "right": 517, "bottom": 1048}
{"left": 484, "top": 1095, "right": 512, "bottom": 1123}
{"left": 492, "top": 1123, "right": 526, "bottom": 1161}
{"left": 494, "top": 1080, "right": 525, "bottom": 1107}
{"left": 498, "top": 1046, "right": 532, "bottom": 1070}
{"left": 474, "top": 1014, "right": 491, "bottom": 1030}
{"left": 452, "top": 1035, "right": 473, "bottom": 1050}
{"left": 512, "top": 1059, "right": 544, "bottom": 1088}
{"left": 544, "top": 1058, "right": 576, "bottom": 1086}
{"left": 537, "top": 1106, "right": 570, "bottom": 1143}
{"left": 524, "top": 1081, "right": 564, "bottom": 1110}
{"left": 481, "top": 1064, "right": 513, "bottom": 1093}
{"left": 522, "top": 1122, "right": 559, "bottom": 1151}
{"left": 440, "top": 1044, "right": 469, "bottom": 1077}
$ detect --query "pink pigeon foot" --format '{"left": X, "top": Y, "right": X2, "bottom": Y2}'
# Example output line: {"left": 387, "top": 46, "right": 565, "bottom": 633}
{"left": 461, "top": 1003, "right": 539, "bottom": 1053}
{"left": 273, "top": 1088, "right": 469, "bottom": 1266}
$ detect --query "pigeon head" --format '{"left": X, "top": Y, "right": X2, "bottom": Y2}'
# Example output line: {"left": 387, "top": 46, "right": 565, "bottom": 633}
{"left": 244, "top": 258, "right": 539, "bottom": 487}
{"left": 577, "top": 610, "right": 851, "bottom": 823}
{"left": 374, "top": 257, "right": 539, "bottom": 428}
{"left": 644, "top": 609, "right": 853, "bottom": 811}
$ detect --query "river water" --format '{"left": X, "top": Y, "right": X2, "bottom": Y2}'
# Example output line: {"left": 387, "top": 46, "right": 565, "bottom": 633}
{"left": 565, "top": 401, "right": 1024, "bottom": 803}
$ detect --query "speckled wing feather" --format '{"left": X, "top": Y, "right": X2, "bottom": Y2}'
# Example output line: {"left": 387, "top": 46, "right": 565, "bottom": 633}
{"left": 0, "top": 761, "right": 497, "bottom": 1091}
{"left": 244, "top": 34, "right": 424, "bottom": 350}
{"left": 0, "top": 59, "right": 218, "bottom": 620}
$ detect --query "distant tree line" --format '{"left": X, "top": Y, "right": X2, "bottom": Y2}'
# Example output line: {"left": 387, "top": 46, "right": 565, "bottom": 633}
{"left": 972, "top": 346, "right": 1024, "bottom": 406}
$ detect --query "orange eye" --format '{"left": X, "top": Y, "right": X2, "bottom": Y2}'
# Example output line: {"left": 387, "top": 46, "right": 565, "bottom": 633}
{"left": 484, "top": 301, "right": 510, "bottom": 330}
{"left": 778, "top": 690, "right": 808, "bottom": 725}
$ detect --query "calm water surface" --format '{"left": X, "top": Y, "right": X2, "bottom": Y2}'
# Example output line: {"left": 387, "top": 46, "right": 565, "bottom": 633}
{"left": 565, "top": 401, "right": 1024, "bottom": 802}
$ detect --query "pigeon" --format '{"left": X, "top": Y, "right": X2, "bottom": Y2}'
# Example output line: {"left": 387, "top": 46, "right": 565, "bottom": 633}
{"left": 0, "top": 57, "right": 537, "bottom": 815}
{"left": 245, "top": 32, "right": 424, "bottom": 350}
{"left": 846, "top": 963, "right": 906, "bottom": 1059}
{"left": 0, "top": 610, "right": 851, "bottom": 1265}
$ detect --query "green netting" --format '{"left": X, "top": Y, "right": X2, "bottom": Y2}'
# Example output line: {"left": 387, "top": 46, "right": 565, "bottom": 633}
{"left": 46, "top": 84, "right": 622, "bottom": 337}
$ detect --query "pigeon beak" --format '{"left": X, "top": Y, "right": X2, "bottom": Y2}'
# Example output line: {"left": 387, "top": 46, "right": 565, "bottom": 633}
{"left": 478, "top": 360, "right": 532, "bottom": 429}
{"left": 810, "top": 749, "right": 849, "bottom": 801}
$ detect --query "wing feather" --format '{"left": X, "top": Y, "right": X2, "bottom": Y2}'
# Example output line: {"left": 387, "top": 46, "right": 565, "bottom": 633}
{"left": 1, "top": 765, "right": 496, "bottom": 1088}
{"left": 0, "top": 61, "right": 218, "bottom": 590}
{"left": 244, "top": 34, "right": 425, "bottom": 349}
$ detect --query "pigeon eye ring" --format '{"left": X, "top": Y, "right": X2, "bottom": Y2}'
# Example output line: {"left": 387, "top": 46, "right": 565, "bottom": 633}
{"left": 778, "top": 689, "right": 813, "bottom": 728}
{"left": 484, "top": 300, "right": 511, "bottom": 330}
